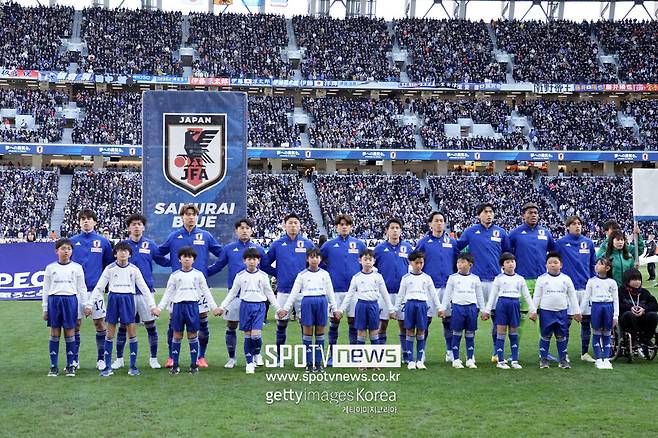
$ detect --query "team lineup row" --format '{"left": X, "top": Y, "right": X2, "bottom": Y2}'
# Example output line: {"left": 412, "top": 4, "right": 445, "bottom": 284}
{"left": 41, "top": 201, "right": 657, "bottom": 376}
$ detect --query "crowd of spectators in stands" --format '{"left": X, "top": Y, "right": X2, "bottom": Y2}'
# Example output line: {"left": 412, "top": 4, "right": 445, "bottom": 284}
{"left": 61, "top": 169, "right": 141, "bottom": 238}
{"left": 396, "top": 18, "right": 506, "bottom": 83}
{"left": 293, "top": 15, "right": 399, "bottom": 81}
{"left": 304, "top": 97, "right": 415, "bottom": 149}
{"left": 0, "top": 169, "right": 58, "bottom": 239}
{"left": 247, "top": 172, "right": 317, "bottom": 239}
{"left": 0, "top": 89, "right": 67, "bottom": 143}
{"left": 248, "top": 96, "right": 300, "bottom": 147}
{"left": 520, "top": 99, "right": 642, "bottom": 151}
{"left": 79, "top": 7, "right": 182, "bottom": 76}
{"left": 313, "top": 174, "right": 431, "bottom": 239}
{"left": 189, "top": 12, "right": 292, "bottom": 79}
{"left": 71, "top": 91, "right": 141, "bottom": 145}
{"left": 622, "top": 99, "right": 658, "bottom": 150}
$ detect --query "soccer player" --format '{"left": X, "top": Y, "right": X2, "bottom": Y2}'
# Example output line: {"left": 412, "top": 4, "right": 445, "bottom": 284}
{"left": 393, "top": 251, "right": 438, "bottom": 370}
{"left": 70, "top": 209, "right": 114, "bottom": 370}
{"left": 208, "top": 218, "right": 269, "bottom": 369}
{"left": 277, "top": 247, "right": 338, "bottom": 372}
{"left": 482, "top": 252, "right": 537, "bottom": 369}
{"left": 90, "top": 242, "right": 158, "bottom": 377}
{"left": 158, "top": 204, "right": 223, "bottom": 368}
{"left": 533, "top": 252, "right": 582, "bottom": 369}
{"left": 262, "top": 213, "right": 315, "bottom": 363}
{"left": 157, "top": 247, "right": 222, "bottom": 375}
{"left": 415, "top": 211, "right": 459, "bottom": 363}
{"left": 320, "top": 214, "right": 367, "bottom": 361}
{"left": 217, "top": 248, "right": 280, "bottom": 374}
{"left": 112, "top": 213, "right": 170, "bottom": 370}
{"left": 336, "top": 248, "right": 395, "bottom": 370}
{"left": 555, "top": 216, "right": 596, "bottom": 363}
{"left": 374, "top": 218, "right": 414, "bottom": 362}
{"left": 42, "top": 238, "right": 89, "bottom": 377}
{"left": 456, "top": 203, "right": 510, "bottom": 362}
{"left": 440, "top": 253, "right": 485, "bottom": 369}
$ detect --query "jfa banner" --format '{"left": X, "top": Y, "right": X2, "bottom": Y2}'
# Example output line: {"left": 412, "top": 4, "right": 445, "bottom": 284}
{"left": 0, "top": 243, "right": 56, "bottom": 300}
{"left": 142, "top": 91, "right": 247, "bottom": 244}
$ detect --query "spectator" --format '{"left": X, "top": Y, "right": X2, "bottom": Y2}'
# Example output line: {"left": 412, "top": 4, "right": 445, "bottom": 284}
{"left": 71, "top": 91, "right": 141, "bottom": 145}
{"left": 622, "top": 99, "right": 658, "bottom": 150}
{"left": 248, "top": 96, "right": 300, "bottom": 148}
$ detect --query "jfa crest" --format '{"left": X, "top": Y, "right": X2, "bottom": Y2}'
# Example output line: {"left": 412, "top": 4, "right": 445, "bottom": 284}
{"left": 163, "top": 113, "right": 227, "bottom": 196}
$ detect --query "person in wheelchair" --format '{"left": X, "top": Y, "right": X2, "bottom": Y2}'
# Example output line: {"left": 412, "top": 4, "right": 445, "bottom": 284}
{"left": 618, "top": 269, "right": 658, "bottom": 352}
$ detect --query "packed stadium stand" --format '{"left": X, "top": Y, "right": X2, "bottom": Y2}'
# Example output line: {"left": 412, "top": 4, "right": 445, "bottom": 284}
{"left": 247, "top": 96, "right": 300, "bottom": 148}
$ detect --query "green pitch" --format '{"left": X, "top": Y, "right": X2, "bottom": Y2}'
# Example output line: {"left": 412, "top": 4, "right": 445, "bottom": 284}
{"left": 3, "top": 279, "right": 658, "bottom": 437}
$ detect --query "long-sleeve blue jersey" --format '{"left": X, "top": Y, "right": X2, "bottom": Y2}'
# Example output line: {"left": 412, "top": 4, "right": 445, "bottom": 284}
{"left": 456, "top": 223, "right": 510, "bottom": 282}
{"left": 509, "top": 223, "right": 557, "bottom": 279}
{"left": 374, "top": 239, "right": 414, "bottom": 294}
{"left": 320, "top": 235, "right": 367, "bottom": 292}
{"left": 415, "top": 231, "right": 459, "bottom": 288}
{"left": 121, "top": 236, "right": 171, "bottom": 293}
{"left": 556, "top": 233, "right": 596, "bottom": 290}
{"left": 207, "top": 239, "right": 269, "bottom": 289}
{"left": 70, "top": 231, "right": 114, "bottom": 291}
{"left": 158, "top": 226, "right": 223, "bottom": 278}
{"left": 262, "top": 233, "right": 315, "bottom": 293}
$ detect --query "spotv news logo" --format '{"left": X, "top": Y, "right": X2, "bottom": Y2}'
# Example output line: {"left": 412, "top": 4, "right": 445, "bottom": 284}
{"left": 264, "top": 345, "right": 401, "bottom": 368}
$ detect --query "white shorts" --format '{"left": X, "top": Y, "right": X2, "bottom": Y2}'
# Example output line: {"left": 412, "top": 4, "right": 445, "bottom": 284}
{"left": 135, "top": 293, "right": 156, "bottom": 323}
{"left": 198, "top": 295, "right": 210, "bottom": 314}
{"left": 335, "top": 292, "right": 356, "bottom": 318}
{"left": 430, "top": 288, "right": 445, "bottom": 317}
{"left": 481, "top": 281, "right": 493, "bottom": 307}
{"left": 379, "top": 292, "right": 403, "bottom": 321}
{"left": 276, "top": 293, "right": 302, "bottom": 321}
{"left": 79, "top": 293, "right": 106, "bottom": 320}
{"left": 570, "top": 289, "right": 586, "bottom": 315}
{"left": 223, "top": 297, "right": 241, "bottom": 322}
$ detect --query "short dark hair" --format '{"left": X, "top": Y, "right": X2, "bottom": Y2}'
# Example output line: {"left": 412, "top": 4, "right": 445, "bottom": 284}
{"left": 55, "top": 238, "right": 73, "bottom": 250}
{"left": 179, "top": 204, "right": 200, "bottom": 216}
{"left": 306, "top": 247, "right": 321, "bottom": 258}
{"left": 602, "top": 220, "right": 620, "bottom": 232}
{"left": 78, "top": 209, "right": 97, "bottom": 222}
{"left": 476, "top": 203, "right": 495, "bottom": 216}
{"left": 385, "top": 218, "right": 403, "bottom": 230}
{"left": 125, "top": 213, "right": 147, "bottom": 228}
{"left": 334, "top": 213, "right": 353, "bottom": 226}
{"left": 178, "top": 246, "right": 197, "bottom": 259}
{"left": 284, "top": 213, "right": 301, "bottom": 223}
{"left": 596, "top": 257, "right": 613, "bottom": 278}
{"left": 408, "top": 250, "right": 424, "bottom": 262}
{"left": 458, "top": 253, "right": 474, "bottom": 264}
{"left": 235, "top": 218, "right": 254, "bottom": 229}
{"left": 521, "top": 202, "right": 540, "bottom": 213}
{"left": 622, "top": 268, "right": 642, "bottom": 286}
{"left": 499, "top": 252, "right": 516, "bottom": 266}
{"left": 113, "top": 241, "right": 132, "bottom": 256}
{"left": 359, "top": 248, "right": 375, "bottom": 259}
{"left": 243, "top": 247, "right": 261, "bottom": 260}
{"left": 546, "top": 251, "right": 562, "bottom": 262}
{"left": 565, "top": 215, "right": 583, "bottom": 228}
{"left": 428, "top": 211, "right": 447, "bottom": 223}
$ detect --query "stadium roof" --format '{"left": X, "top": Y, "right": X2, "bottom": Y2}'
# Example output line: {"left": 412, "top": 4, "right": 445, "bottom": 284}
{"left": 9, "top": 0, "right": 658, "bottom": 21}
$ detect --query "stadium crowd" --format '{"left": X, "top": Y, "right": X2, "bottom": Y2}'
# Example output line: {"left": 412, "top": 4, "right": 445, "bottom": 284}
{"left": 79, "top": 7, "right": 182, "bottom": 76}
{"left": 313, "top": 174, "right": 431, "bottom": 239}
{"left": 622, "top": 99, "right": 658, "bottom": 150}
{"left": 293, "top": 15, "right": 399, "bottom": 81}
{"left": 0, "top": 168, "right": 58, "bottom": 239}
{"left": 60, "top": 169, "right": 141, "bottom": 238}
{"left": 188, "top": 12, "right": 292, "bottom": 79}
{"left": 304, "top": 97, "right": 416, "bottom": 149}
{"left": 492, "top": 19, "right": 616, "bottom": 84}
{"left": 71, "top": 91, "right": 142, "bottom": 145}
{"left": 0, "top": 89, "right": 67, "bottom": 143}
{"left": 247, "top": 96, "right": 300, "bottom": 148}
{"left": 396, "top": 18, "right": 506, "bottom": 83}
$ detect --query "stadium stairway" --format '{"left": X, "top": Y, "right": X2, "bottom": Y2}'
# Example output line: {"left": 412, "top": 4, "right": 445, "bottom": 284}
{"left": 51, "top": 174, "right": 73, "bottom": 236}
{"left": 420, "top": 177, "right": 439, "bottom": 211}
{"left": 302, "top": 180, "right": 328, "bottom": 237}
{"left": 72, "top": 10, "right": 82, "bottom": 41}
{"left": 534, "top": 176, "right": 564, "bottom": 222}
{"left": 181, "top": 15, "right": 191, "bottom": 45}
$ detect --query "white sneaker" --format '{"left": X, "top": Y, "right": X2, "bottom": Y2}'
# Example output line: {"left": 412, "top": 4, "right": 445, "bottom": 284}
{"left": 245, "top": 363, "right": 256, "bottom": 374}
{"left": 71, "top": 361, "right": 79, "bottom": 370}
{"left": 96, "top": 359, "right": 106, "bottom": 371}
{"left": 254, "top": 354, "right": 264, "bottom": 366}
{"left": 445, "top": 351, "right": 454, "bottom": 363}
{"left": 407, "top": 361, "right": 417, "bottom": 370}
{"left": 416, "top": 361, "right": 427, "bottom": 370}
{"left": 496, "top": 361, "right": 510, "bottom": 370}
{"left": 603, "top": 359, "right": 613, "bottom": 370}
{"left": 149, "top": 357, "right": 161, "bottom": 369}
{"left": 111, "top": 357, "right": 124, "bottom": 370}
{"left": 595, "top": 359, "right": 604, "bottom": 369}
{"left": 581, "top": 353, "right": 596, "bottom": 363}
{"left": 224, "top": 358, "right": 237, "bottom": 369}
{"left": 452, "top": 359, "right": 464, "bottom": 369}
{"left": 465, "top": 359, "right": 477, "bottom": 369}
{"left": 510, "top": 361, "right": 523, "bottom": 369}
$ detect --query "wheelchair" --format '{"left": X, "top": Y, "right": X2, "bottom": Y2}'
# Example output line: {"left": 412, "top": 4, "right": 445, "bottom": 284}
{"left": 610, "top": 325, "right": 658, "bottom": 363}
